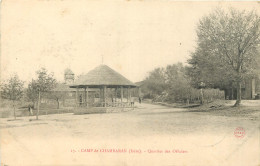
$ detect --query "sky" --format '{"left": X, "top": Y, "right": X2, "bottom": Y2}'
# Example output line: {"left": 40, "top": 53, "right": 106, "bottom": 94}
{"left": 1, "top": 0, "right": 260, "bottom": 85}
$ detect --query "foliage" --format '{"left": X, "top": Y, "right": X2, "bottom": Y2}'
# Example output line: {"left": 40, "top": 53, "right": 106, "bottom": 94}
{"left": 1, "top": 75, "right": 24, "bottom": 101}
{"left": 1, "top": 74, "right": 24, "bottom": 119}
{"left": 187, "top": 49, "right": 236, "bottom": 89}
{"left": 35, "top": 68, "right": 56, "bottom": 92}
{"left": 141, "top": 63, "right": 225, "bottom": 104}
{"left": 26, "top": 79, "right": 39, "bottom": 108}
{"left": 29, "top": 68, "right": 56, "bottom": 119}
{"left": 164, "top": 63, "right": 192, "bottom": 102}
{"left": 188, "top": 8, "right": 260, "bottom": 106}
{"left": 142, "top": 67, "right": 166, "bottom": 98}
{"left": 47, "top": 90, "right": 67, "bottom": 109}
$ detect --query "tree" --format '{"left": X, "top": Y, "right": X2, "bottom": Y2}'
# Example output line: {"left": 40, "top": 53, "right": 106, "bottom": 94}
{"left": 164, "top": 63, "right": 191, "bottom": 102}
{"left": 187, "top": 48, "right": 238, "bottom": 101}
{"left": 143, "top": 63, "right": 196, "bottom": 103}
{"left": 26, "top": 79, "right": 39, "bottom": 109}
{"left": 193, "top": 8, "right": 260, "bottom": 106}
{"left": 34, "top": 68, "right": 56, "bottom": 120}
{"left": 143, "top": 67, "right": 166, "bottom": 99}
{"left": 48, "top": 91, "right": 66, "bottom": 110}
{"left": 45, "top": 82, "right": 72, "bottom": 110}
{"left": 143, "top": 63, "right": 225, "bottom": 104}
{"left": 187, "top": 49, "right": 236, "bottom": 89}
{"left": 1, "top": 75, "right": 24, "bottom": 119}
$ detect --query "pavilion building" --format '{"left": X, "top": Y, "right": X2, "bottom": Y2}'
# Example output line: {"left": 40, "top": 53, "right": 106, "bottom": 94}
{"left": 70, "top": 65, "right": 137, "bottom": 113}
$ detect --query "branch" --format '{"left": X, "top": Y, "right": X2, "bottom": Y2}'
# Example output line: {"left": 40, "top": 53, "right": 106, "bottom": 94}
{"left": 223, "top": 44, "right": 236, "bottom": 70}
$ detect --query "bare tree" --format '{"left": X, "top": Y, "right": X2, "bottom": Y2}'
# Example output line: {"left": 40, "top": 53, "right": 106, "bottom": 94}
{"left": 49, "top": 91, "right": 66, "bottom": 110}
{"left": 195, "top": 8, "right": 260, "bottom": 106}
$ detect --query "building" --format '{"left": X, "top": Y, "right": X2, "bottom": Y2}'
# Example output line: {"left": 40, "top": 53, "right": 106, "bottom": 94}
{"left": 44, "top": 69, "right": 96, "bottom": 108}
{"left": 243, "top": 78, "right": 260, "bottom": 99}
{"left": 225, "top": 77, "right": 260, "bottom": 100}
{"left": 70, "top": 65, "right": 137, "bottom": 113}
{"left": 64, "top": 68, "right": 75, "bottom": 85}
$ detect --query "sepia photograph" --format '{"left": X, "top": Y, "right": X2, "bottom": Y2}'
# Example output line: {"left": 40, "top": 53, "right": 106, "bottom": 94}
{"left": 0, "top": 0, "right": 260, "bottom": 165}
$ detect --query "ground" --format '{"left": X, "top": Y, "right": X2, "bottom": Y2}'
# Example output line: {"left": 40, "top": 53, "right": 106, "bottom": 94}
{"left": 1, "top": 101, "right": 260, "bottom": 166}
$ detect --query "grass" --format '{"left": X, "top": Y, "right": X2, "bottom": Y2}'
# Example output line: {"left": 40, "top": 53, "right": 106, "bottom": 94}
{"left": 0, "top": 107, "right": 74, "bottom": 118}
{"left": 188, "top": 100, "right": 260, "bottom": 119}
{"left": 149, "top": 99, "right": 260, "bottom": 120}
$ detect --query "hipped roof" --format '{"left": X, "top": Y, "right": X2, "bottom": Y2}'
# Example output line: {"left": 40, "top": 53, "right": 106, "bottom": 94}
{"left": 70, "top": 65, "right": 137, "bottom": 88}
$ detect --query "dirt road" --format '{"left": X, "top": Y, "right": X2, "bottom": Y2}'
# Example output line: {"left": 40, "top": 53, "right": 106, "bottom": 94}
{"left": 1, "top": 103, "right": 259, "bottom": 166}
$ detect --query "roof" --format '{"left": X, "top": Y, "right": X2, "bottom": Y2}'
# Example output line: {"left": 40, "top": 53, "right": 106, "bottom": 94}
{"left": 70, "top": 65, "right": 137, "bottom": 88}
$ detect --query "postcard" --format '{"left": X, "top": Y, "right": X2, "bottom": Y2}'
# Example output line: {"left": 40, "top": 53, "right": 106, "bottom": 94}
{"left": 1, "top": 1, "right": 260, "bottom": 165}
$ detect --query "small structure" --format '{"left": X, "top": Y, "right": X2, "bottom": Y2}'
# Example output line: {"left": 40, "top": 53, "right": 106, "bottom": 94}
{"left": 225, "top": 77, "right": 260, "bottom": 100}
{"left": 64, "top": 68, "right": 75, "bottom": 85}
{"left": 51, "top": 83, "right": 96, "bottom": 108}
{"left": 70, "top": 65, "right": 137, "bottom": 113}
{"left": 46, "top": 69, "right": 96, "bottom": 108}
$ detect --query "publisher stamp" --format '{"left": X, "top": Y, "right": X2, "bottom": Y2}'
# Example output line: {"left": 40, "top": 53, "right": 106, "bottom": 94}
{"left": 234, "top": 127, "right": 245, "bottom": 138}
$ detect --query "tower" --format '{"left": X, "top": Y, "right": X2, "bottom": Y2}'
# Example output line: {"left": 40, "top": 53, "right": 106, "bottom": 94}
{"left": 64, "top": 68, "right": 74, "bottom": 84}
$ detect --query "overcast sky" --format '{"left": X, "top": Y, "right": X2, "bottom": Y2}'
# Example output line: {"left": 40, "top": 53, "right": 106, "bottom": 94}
{"left": 1, "top": 1, "right": 260, "bottom": 84}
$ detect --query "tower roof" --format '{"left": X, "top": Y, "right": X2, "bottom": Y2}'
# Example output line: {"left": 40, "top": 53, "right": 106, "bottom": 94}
{"left": 64, "top": 68, "right": 74, "bottom": 75}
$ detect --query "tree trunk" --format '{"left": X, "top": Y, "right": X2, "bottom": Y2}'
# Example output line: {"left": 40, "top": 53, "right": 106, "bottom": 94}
{"left": 57, "top": 100, "right": 60, "bottom": 109}
{"left": 36, "top": 91, "right": 41, "bottom": 120}
{"left": 200, "top": 88, "right": 204, "bottom": 105}
{"left": 231, "top": 83, "right": 234, "bottom": 100}
{"left": 234, "top": 63, "right": 242, "bottom": 107}
{"left": 57, "top": 99, "right": 60, "bottom": 111}
{"left": 234, "top": 81, "right": 241, "bottom": 106}
{"left": 13, "top": 101, "right": 16, "bottom": 120}
{"left": 33, "top": 101, "right": 36, "bottom": 109}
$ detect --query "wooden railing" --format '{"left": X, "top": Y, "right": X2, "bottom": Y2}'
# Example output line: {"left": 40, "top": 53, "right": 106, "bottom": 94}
{"left": 76, "top": 101, "right": 135, "bottom": 108}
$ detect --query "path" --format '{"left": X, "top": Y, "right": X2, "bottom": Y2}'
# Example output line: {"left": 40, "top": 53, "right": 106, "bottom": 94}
{"left": 1, "top": 103, "right": 259, "bottom": 166}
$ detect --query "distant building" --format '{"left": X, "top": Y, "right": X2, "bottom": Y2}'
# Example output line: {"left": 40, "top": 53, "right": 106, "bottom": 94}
{"left": 64, "top": 68, "right": 75, "bottom": 85}
{"left": 243, "top": 78, "right": 260, "bottom": 99}
{"left": 225, "top": 77, "right": 260, "bottom": 100}
{"left": 43, "top": 69, "right": 96, "bottom": 108}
